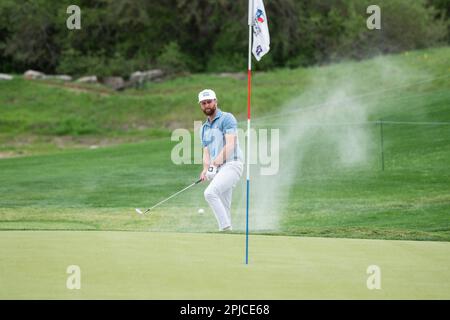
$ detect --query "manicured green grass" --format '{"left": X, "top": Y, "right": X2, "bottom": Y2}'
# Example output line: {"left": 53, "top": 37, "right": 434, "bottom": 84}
{"left": 1, "top": 231, "right": 449, "bottom": 299}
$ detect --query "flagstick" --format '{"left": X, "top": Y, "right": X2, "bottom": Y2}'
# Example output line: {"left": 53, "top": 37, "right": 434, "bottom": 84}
{"left": 245, "top": 0, "right": 253, "bottom": 265}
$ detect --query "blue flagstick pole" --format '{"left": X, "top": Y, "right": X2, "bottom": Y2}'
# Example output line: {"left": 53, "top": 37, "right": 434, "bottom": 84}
{"left": 246, "top": 0, "right": 253, "bottom": 265}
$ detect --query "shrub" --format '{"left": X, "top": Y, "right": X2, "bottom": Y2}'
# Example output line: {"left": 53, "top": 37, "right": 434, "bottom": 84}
{"left": 156, "top": 42, "right": 190, "bottom": 74}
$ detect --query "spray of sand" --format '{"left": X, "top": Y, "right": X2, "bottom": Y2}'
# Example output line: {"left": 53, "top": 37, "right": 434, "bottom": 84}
{"left": 234, "top": 55, "right": 428, "bottom": 232}
{"left": 240, "top": 87, "right": 370, "bottom": 231}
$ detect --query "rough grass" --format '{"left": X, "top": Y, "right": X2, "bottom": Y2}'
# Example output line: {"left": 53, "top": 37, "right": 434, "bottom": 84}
{"left": 1, "top": 47, "right": 448, "bottom": 155}
{"left": 0, "top": 47, "right": 449, "bottom": 241}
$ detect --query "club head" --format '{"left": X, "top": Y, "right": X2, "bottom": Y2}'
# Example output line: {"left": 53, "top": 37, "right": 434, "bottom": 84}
{"left": 135, "top": 208, "right": 143, "bottom": 215}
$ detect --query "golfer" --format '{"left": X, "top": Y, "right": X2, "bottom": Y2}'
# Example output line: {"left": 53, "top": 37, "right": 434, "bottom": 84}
{"left": 198, "top": 89, "right": 243, "bottom": 231}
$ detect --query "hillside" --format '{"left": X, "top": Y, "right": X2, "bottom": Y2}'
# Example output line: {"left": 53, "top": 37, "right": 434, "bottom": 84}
{"left": 1, "top": 47, "right": 449, "bottom": 156}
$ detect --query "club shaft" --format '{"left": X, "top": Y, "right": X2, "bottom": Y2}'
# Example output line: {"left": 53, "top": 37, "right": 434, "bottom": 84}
{"left": 146, "top": 181, "right": 199, "bottom": 212}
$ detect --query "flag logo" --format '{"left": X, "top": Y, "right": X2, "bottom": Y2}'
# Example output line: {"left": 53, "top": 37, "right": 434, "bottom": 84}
{"left": 252, "top": 0, "right": 270, "bottom": 61}
{"left": 256, "top": 9, "right": 264, "bottom": 23}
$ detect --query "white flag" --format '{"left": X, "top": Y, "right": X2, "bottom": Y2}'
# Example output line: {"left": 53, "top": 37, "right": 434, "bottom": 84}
{"left": 252, "top": 0, "right": 270, "bottom": 61}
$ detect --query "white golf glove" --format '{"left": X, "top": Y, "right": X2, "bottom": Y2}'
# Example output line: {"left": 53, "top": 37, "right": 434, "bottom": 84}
{"left": 205, "top": 165, "right": 218, "bottom": 181}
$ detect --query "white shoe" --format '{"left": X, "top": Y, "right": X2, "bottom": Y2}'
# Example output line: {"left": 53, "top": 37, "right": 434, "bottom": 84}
{"left": 221, "top": 226, "right": 232, "bottom": 232}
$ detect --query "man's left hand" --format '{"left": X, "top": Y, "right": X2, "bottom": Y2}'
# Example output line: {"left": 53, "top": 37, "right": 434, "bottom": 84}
{"left": 205, "top": 165, "right": 218, "bottom": 181}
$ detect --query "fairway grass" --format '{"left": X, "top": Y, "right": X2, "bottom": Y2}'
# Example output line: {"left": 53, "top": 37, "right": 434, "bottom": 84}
{"left": 1, "top": 231, "right": 449, "bottom": 299}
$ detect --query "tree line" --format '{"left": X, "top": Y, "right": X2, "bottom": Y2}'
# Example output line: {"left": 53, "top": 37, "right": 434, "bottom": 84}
{"left": 0, "top": 0, "right": 448, "bottom": 77}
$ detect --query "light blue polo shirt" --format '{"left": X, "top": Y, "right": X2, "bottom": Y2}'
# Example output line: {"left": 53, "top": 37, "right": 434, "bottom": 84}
{"left": 200, "top": 109, "right": 244, "bottom": 163}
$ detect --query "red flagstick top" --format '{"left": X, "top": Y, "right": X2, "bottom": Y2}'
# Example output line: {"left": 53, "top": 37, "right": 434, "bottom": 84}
{"left": 247, "top": 69, "right": 252, "bottom": 120}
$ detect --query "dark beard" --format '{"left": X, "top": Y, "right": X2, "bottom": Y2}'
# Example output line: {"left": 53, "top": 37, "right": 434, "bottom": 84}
{"left": 203, "top": 106, "right": 216, "bottom": 116}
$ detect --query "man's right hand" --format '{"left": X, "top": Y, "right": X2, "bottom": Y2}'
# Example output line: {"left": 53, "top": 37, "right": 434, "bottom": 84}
{"left": 200, "top": 168, "right": 208, "bottom": 181}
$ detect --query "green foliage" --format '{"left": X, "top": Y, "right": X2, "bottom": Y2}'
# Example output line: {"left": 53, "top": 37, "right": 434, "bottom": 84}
{"left": 156, "top": 42, "right": 190, "bottom": 74}
{"left": 207, "top": 53, "right": 247, "bottom": 73}
{"left": 376, "top": 0, "right": 448, "bottom": 52}
{"left": 427, "top": 0, "right": 450, "bottom": 17}
{"left": 57, "top": 49, "right": 145, "bottom": 77}
{"left": 206, "top": 21, "right": 248, "bottom": 72}
{"left": 426, "top": 0, "right": 450, "bottom": 42}
{"left": 294, "top": 0, "right": 449, "bottom": 64}
{"left": 0, "top": 0, "right": 448, "bottom": 73}
{"left": 0, "top": 0, "right": 61, "bottom": 71}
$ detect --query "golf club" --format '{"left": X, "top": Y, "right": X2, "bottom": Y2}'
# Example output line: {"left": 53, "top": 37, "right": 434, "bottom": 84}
{"left": 135, "top": 178, "right": 203, "bottom": 215}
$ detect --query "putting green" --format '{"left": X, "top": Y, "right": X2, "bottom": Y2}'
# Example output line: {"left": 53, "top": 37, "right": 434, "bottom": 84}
{"left": 0, "top": 231, "right": 448, "bottom": 299}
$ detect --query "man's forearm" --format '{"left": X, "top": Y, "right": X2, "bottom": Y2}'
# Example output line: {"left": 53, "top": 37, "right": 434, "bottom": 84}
{"left": 203, "top": 148, "right": 210, "bottom": 170}
{"left": 212, "top": 142, "right": 235, "bottom": 166}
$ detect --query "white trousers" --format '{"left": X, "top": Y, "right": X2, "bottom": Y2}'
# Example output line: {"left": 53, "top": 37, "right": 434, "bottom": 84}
{"left": 204, "top": 161, "right": 243, "bottom": 230}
